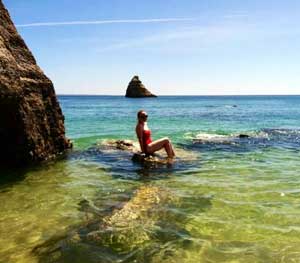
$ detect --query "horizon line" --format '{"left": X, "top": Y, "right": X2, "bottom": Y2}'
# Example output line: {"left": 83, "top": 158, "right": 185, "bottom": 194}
{"left": 57, "top": 94, "right": 300, "bottom": 97}
{"left": 16, "top": 18, "right": 195, "bottom": 28}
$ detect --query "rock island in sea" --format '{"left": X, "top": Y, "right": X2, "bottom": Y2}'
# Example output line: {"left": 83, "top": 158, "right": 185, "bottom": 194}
{"left": 125, "top": 76, "right": 157, "bottom": 98}
{"left": 0, "top": 0, "right": 72, "bottom": 166}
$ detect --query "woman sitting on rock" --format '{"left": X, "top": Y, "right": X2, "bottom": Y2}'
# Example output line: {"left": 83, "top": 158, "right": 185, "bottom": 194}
{"left": 136, "top": 110, "right": 175, "bottom": 160}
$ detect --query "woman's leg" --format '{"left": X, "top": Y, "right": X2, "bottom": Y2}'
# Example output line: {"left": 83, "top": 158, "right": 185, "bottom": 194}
{"left": 169, "top": 141, "right": 175, "bottom": 157}
{"left": 147, "top": 137, "right": 175, "bottom": 158}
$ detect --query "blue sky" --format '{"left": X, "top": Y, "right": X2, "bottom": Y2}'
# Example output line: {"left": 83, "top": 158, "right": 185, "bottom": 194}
{"left": 4, "top": 0, "right": 300, "bottom": 95}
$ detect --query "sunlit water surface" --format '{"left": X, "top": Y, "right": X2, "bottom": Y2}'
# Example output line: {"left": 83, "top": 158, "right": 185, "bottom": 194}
{"left": 1, "top": 96, "right": 300, "bottom": 263}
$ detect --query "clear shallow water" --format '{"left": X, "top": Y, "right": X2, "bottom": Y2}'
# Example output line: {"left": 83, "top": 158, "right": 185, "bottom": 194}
{"left": 1, "top": 96, "right": 300, "bottom": 262}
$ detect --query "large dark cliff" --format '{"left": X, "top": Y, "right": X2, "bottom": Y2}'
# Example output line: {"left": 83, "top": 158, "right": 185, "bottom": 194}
{"left": 0, "top": 1, "right": 72, "bottom": 166}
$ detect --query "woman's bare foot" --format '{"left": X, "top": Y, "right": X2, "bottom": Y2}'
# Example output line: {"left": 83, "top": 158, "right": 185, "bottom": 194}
{"left": 166, "top": 157, "right": 174, "bottom": 164}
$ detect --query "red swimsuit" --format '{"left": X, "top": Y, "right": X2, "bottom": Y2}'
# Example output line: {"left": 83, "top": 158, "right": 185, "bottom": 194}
{"left": 143, "top": 130, "right": 152, "bottom": 153}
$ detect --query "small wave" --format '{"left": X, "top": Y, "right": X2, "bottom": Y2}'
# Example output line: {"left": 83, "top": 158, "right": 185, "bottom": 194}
{"left": 194, "top": 133, "right": 236, "bottom": 145}
{"left": 224, "top": 105, "right": 238, "bottom": 108}
{"left": 183, "top": 128, "right": 300, "bottom": 152}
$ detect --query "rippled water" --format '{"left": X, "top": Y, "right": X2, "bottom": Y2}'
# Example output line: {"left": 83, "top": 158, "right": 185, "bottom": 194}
{"left": 1, "top": 96, "right": 300, "bottom": 263}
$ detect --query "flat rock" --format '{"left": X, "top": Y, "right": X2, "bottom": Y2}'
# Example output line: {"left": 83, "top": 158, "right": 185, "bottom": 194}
{"left": 94, "top": 139, "right": 199, "bottom": 167}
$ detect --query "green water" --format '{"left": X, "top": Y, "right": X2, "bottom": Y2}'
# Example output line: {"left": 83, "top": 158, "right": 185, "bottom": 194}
{"left": 1, "top": 96, "right": 300, "bottom": 262}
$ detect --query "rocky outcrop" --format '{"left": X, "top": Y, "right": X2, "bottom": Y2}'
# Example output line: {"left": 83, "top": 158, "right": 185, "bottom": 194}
{"left": 0, "top": 1, "right": 72, "bottom": 166}
{"left": 125, "top": 76, "right": 157, "bottom": 98}
{"left": 86, "top": 185, "right": 176, "bottom": 251}
{"left": 96, "top": 139, "right": 171, "bottom": 165}
{"left": 89, "top": 139, "right": 198, "bottom": 167}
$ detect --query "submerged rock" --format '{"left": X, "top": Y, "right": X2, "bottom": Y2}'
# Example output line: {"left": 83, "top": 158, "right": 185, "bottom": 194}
{"left": 86, "top": 185, "right": 177, "bottom": 250}
{"left": 0, "top": 1, "right": 72, "bottom": 166}
{"left": 32, "top": 181, "right": 212, "bottom": 262}
{"left": 125, "top": 76, "right": 157, "bottom": 98}
{"left": 33, "top": 185, "right": 180, "bottom": 260}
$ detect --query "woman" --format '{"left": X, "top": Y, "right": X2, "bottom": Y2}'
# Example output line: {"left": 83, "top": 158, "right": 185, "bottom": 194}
{"left": 136, "top": 110, "right": 175, "bottom": 159}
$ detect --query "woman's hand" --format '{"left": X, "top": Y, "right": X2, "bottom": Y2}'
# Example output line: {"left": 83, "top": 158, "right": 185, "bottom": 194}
{"left": 136, "top": 124, "right": 145, "bottom": 153}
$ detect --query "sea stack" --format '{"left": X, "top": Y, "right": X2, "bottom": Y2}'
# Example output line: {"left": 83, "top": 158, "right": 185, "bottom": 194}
{"left": 0, "top": 1, "right": 72, "bottom": 166}
{"left": 125, "top": 76, "right": 157, "bottom": 98}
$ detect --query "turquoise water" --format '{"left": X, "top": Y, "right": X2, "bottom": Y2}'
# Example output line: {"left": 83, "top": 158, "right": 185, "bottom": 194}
{"left": 1, "top": 96, "right": 300, "bottom": 262}
{"left": 62, "top": 95, "right": 300, "bottom": 144}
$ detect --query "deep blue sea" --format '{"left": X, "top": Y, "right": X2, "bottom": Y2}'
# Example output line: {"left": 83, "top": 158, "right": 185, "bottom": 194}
{"left": 1, "top": 95, "right": 300, "bottom": 263}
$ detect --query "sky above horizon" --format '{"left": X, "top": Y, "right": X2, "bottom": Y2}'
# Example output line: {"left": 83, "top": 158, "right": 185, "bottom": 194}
{"left": 4, "top": 0, "right": 300, "bottom": 95}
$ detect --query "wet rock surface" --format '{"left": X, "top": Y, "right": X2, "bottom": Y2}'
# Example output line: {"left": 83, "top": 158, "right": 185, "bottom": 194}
{"left": 71, "top": 139, "right": 200, "bottom": 178}
{"left": 0, "top": 1, "right": 71, "bottom": 166}
{"left": 125, "top": 76, "right": 157, "bottom": 98}
{"left": 98, "top": 139, "right": 172, "bottom": 165}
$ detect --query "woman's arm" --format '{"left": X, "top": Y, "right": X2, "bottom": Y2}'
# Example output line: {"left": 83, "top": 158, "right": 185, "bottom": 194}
{"left": 136, "top": 125, "right": 145, "bottom": 153}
